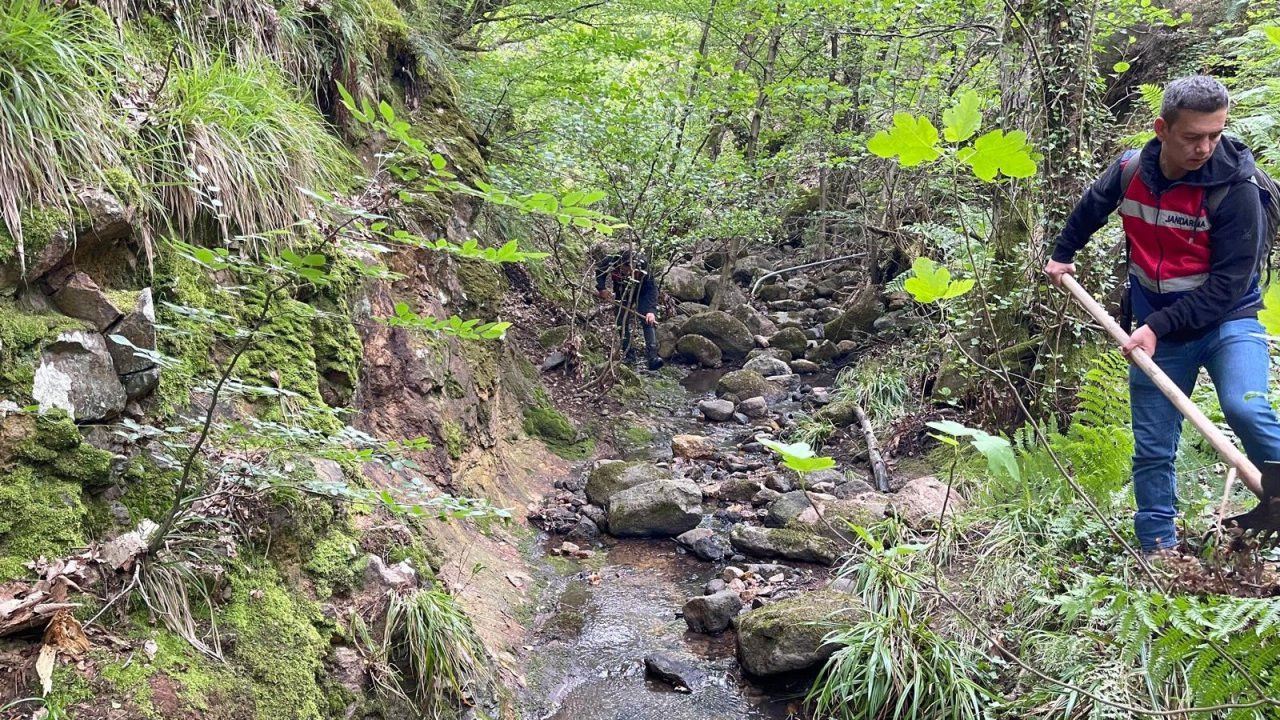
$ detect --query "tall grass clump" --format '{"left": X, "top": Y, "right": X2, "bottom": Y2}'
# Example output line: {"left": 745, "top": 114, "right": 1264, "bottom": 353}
{"left": 808, "top": 531, "right": 990, "bottom": 720}
{"left": 0, "top": 0, "right": 128, "bottom": 267}
{"left": 141, "top": 55, "right": 354, "bottom": 241}
{"left": 354, "top": 586, "right": 490, "bottom": 718}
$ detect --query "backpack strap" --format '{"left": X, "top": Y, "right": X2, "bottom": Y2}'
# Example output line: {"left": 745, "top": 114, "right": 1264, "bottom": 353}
{"left": 1204, "top": 175, "right": 1258, "bottom": 216}
{"left": 1116, "top": 149, "right": 1141, "bottom": 210}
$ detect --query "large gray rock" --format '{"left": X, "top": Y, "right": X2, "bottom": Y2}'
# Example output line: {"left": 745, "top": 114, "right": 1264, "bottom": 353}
{"left": 683, "top": 589, "right": 742, "bottom": 634}
{"left": 732, "top": 257, "right": 774, "bottom": 285}
{"left": 806, "top": 340, "right": 839, "bottom": 363}
{"left": 704, "top": 277, "right": 748, "bottom": 309}
{"left": 585, "top": 460, "right": 671, "bottom": 507}
{"left": 823, "top": 292, "right": 885, "bottom": 342}
{"left": 889, "top": 475, "right": 961, "bottom": 528}
{"left": 681, "top": 311, "right": 754, "bottom": 361}
{"left": 697, "top": 399, "right": 735, "bottom": 422}
{"left": 121, "top": 367, "right": 160, "bottom": 402}
{"left": 737, "top": 396, "right": 768, "bottom": 419}
{"left": 790, "top": 359, "right": 821, "bottom": 374}
{"left": 730, "top": 304, "right": 777, "bottom": 337}
{"left": 736, "top": 590, "right": 862, "bottom": 676}
{"left": 743, "top": 355, "right": 791, "bottom": 378}
{"left": 716, "top": 370, "right": 786, "bottom": 404}
{"left": 106, "top": 288, "right": 157, "bottom": 375}
{"left": 644, "top": 654, "right": 704, "bottom": 692}
{"left": 769, "top": 327, "right": 808, "bottom": 356}
{"left": 755, "top": 283, "right": 788, "bottom": 302}
{"left": 814, "top": 399, "right": 859, "bottom": 427}
{"left": 729, "top": 525, "right": 841, "bottom": 565}
{"left": 676, "top": 334, "right": 722, "bottom": 368}
{"left": 656, "top": 323, "right": 679, "bottom": 359}
{"left": 50, "top": 272, "right": 122, "bottom": 332}
{"left": 607, "top": 478, "right": 702, "bottom": 537}
{"left": 676, "top": 528, "right": 732, "bottom": 561}
{"left": 665, "top": 266, "right": 708, "bottom": 302}
{"left": 32, "top": 330, "right": 127, "bottom": 421}
{"left": 766, "top": 490, "right": 817, "bottom": 527}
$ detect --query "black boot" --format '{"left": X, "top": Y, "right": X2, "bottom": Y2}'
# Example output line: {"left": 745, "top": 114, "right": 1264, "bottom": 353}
{"left": 647, "top": 355, "right": 664, "bottom": 371}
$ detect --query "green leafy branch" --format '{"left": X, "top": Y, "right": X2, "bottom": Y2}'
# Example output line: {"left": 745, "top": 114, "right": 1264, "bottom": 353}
{"left": 756, "top": 434, "right": 837, "bottom": 473}
{"left": 385, "top": 302, "right": 511, "bottom": 340}
{"left": 903, "top": 257, "right": 975, "bottom": 304}
{"left": 337, "top": 82, "right": 625, "bottom": 235}
{"left": 867, "top": 89, "right": 1039, "bottom": 182}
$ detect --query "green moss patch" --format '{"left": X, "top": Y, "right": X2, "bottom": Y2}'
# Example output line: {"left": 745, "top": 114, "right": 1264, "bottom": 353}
{"left": 0, "top": 465, "right": 87, "bottom": 578}
{"left": 523, "top": 406, "right": 593, "bottom": 459}
{"left": 0, "top": 299, "right": 90, "bottom": 398}
{"left": 304, "top": 527, "right": 366, "bottom": 599}
{"left": 0, "top": 207, "right": 70, "bottom": 267}
{"left": 221, "top": 560, "right": 328, "bottom": 720}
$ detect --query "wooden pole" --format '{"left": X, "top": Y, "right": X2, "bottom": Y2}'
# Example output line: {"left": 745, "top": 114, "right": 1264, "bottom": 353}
{"left": 1059, "top": 274, "right": 1264, "bottom": 497}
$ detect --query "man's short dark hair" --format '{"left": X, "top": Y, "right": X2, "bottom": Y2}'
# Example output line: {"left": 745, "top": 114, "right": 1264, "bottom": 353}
{"left": 1160, "top": 75, "right": 1230, "bottom": 126}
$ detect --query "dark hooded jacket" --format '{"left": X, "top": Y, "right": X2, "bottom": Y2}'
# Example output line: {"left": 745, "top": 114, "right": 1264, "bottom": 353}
{"left": 595, "top": 253, "right": 658, "bottom": 315}
{"left": 1052, "top": 136, "right": 1264, "bottom": 340}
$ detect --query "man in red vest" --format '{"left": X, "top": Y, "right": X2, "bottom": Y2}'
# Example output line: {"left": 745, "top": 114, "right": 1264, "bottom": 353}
{"left": 1045, "top": 75, "right": 1280, "bottom": 553}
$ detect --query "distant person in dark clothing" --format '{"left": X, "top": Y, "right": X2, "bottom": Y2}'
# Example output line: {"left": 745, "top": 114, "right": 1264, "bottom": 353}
{"left": 595, "top": 249, "right": 663, "bottom": 370}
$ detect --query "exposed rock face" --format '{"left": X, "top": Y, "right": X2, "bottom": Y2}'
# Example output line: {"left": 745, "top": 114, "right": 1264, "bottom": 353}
{"left": 683, "top": 589, "right": 742, "bottom": 634}
{"left": 106, "top": 288, "right": 157, "bottom": 376}
{"left": 607, "top": 478, "right": 702, "bottom": 537}
{"left": 0, "top": 190, "right": 133, "bottom": 290}
{"left": 736, "top": 591, "right": 862, "bottom": 677}
{"left": 676, "top": 334, "right": 722, "bottom": 368}
{"left": 716, "top": 370, "right": 786, "bottom": 404}
{"left": 585, "top": 460, "right": 671, "bottom": 507}
{"left": 681, "top": 311, "right": 754, "bottom": 361}
{"left": 32, "top": 330, "right": 127, "bottom": 421}
{"left": 50, "top": 272, "right": 123, "bottom": 332}
{"left": 665, "top": 266, "right": 707, "bottom": 302}
{"left": 703, "top": 277, "right": 748, "bottom": 309}
{"left": 728, "top": 525, "right": 841, "bottom": 565}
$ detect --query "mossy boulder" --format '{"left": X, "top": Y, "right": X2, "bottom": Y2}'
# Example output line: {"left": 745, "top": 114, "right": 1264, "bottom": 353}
{"left": 676, "top": 334, "right": 722, "bottom": 368}
{"left": 769, "top": 327, "right": 808, "bottom": 356}
{"left": 585, "top": 460, "right": 671, "bottom": 507}
{"left": 538, "top": 325, "right": 571, "bottom": 349}
{"left": 823, "top": 291, "right": 885, "bottom": 342}
{"left": 716, "top": 370, "right": 786, "bottom": 404}
{"left": 728, "top": 525, "right": 841, "bottom": 565}
{"left": 304, "top": 528, "right": 367, "bottom": 598}
{"left": 814, "top": 398, "right": 858, "bottom": 427}
{"left": 736, "top": 590, "right": 863, "bottom": 676}
{"left": 606, "top": 478, "right": 702, "bottom": 537}
{"left": 523, "top": 405, "right": 593, "bottom": 459}
{"left": 680, "top": 311, "right": 754, "bottom": 361}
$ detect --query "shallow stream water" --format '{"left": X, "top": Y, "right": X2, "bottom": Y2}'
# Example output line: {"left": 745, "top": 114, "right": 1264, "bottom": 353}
{"left": 518, "top": 366, "right": 828, "bottom": 720}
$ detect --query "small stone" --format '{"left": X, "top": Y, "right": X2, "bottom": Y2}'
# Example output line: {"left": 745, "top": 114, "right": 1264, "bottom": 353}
{"left": 737, "top": 396, "right": 768, "bottom": 418}
{"left": 789, "top": 359, "right": 821, "bottom": 374}
{"left": 706, "top": 578, "right": 727, "bottom": 594}
{"left": 559, "top": 541, "right": 580, "bottom": 555}
{"left": 722, "top": 566, "right": 745, "bottom": 582}
{"left": 697, "top": 399, "right": 735, "bottom": 422}
{"left": 672, "top": 434, "right": 717, "bottom": 460}
{"left": 682, "top": 590, "right": 743, "bottom": 635}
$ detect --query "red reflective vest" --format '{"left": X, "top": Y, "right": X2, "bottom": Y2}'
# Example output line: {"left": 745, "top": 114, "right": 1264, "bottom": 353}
{"left": 1118, "top": 159, "right": 1212, "bottom": 294}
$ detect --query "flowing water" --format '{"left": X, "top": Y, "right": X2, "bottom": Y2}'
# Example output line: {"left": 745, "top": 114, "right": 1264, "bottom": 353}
{"left": 518, "top": 366, "right": 832, "bottom": 720}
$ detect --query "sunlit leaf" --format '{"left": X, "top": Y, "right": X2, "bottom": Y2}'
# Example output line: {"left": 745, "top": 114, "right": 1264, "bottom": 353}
{"left": 942, "top": 89, "right": 982, "bottom": 143}
{"left": 866, "top": 113, "right": 941, "bottom": 167}
{"left": 956, "top": 129, "right": 1038, "bottom": 181}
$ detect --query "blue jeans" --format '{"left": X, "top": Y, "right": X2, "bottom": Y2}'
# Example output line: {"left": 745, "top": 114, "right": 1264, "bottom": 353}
{"left": 1130, "top": 317, "right": 1280, "bottom": 550}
